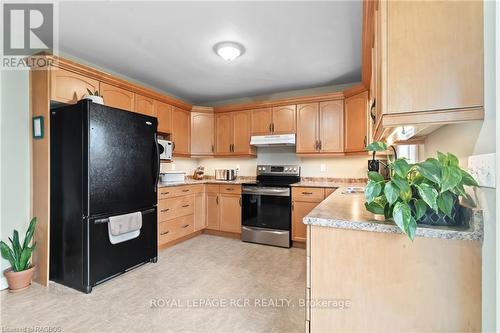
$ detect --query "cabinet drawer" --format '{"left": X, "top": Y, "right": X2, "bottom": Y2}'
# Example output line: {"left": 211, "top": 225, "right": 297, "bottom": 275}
{"left": 158, "top": 187, "right": 176, "bottom": 200}
{"left": 158, "top": 215, "right": 194, "bottom": 244}
{"left": 292, "top": 187, "right": 325, "bottom": 202}
{"left": 219, "top": 184, "right": 241, "bottom": 195}
{"left": 206, "top": 184, "right": 220, "bottom": 193}
{"left": 158, "top": 195, "right": 194, "bottom": 221}
{"left": 158, "top": 184, "right": 203, "bottom": 200}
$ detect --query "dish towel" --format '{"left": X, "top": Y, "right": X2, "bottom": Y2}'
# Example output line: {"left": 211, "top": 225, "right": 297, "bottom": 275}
{"left": 107, "top": 211, "right": 142, "bottom": 245}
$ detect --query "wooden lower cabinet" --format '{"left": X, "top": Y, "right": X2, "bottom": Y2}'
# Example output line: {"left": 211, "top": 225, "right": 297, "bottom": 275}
{"left": 205, "top": 185, "right": 242, "bottom": 234}
{"left": 291, "top": 187, "right": 335, "bottom": 243}
{"left": 219, "top": 194, "right": 242, "bottom": 233}
{"left": 157, "top": 184, "right": 204, "bottom": 247}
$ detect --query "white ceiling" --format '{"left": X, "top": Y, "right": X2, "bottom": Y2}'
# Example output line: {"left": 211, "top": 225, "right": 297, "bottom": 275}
{"left": 59, "top": 1, "right": 362, "bottom": 104}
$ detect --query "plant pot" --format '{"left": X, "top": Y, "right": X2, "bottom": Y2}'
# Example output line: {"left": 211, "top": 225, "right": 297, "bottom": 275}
{"left": 82, "top": 95, "right": 104, "bottom": 105}
{"left": 413, "top": 200, "right": 463, "bottom": 227}
{"left": 4, "top": 265, "right": 36, "bottom": 293}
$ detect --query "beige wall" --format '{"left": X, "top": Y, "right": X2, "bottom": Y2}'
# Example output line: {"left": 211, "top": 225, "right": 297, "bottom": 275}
{"left": 0, "top": 69, "right": 31, "bottom": 290}
{"left": 422, "top": 2, "right": 497, "bottom": 330}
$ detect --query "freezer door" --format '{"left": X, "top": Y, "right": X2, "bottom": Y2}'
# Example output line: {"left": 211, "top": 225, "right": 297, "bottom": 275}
{"left": 88, "top": 104, "right": 159, "bottom": 215}
{"left": 89, "top": 207, "right": 157, "bottom": 286}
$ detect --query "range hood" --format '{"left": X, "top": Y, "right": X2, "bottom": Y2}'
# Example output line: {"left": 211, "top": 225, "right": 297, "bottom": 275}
{"left": 250, "top": 134, "right": 296, "bottom": 147}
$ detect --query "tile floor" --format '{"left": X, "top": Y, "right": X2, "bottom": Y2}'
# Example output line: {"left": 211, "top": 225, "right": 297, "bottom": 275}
{"left": 1, "top": 235, "right": 306, "bottom": 332}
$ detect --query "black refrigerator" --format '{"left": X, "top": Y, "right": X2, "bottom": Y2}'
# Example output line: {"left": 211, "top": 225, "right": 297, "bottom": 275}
{"left": 50, "top": 100, "right": 159, "bottom": 293}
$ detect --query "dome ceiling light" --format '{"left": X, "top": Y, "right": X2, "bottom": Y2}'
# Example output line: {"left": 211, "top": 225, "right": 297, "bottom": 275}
{"left": 214, "top": 41, "right": 245, "bottom": 61}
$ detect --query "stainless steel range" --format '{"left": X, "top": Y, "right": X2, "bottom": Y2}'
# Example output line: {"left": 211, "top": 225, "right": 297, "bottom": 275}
{"left": 241, "top": 165, "right": 300, "bottom": 248}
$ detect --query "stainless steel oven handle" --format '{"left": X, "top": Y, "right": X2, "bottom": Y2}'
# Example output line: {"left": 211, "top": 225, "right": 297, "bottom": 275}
{"left": 242, "top": 186, "right": 290, "bottom": 197}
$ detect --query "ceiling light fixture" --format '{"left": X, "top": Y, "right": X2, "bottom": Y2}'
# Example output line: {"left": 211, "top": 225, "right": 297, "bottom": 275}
{"left": 214, "top": 41, "right": 245, "bottom": 61}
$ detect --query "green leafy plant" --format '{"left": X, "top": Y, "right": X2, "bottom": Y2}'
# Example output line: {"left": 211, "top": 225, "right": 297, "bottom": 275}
{"left": 0, "top": 218, "right": 37, "bottom": 272}
{"left": 86, "top": 88, "right": 102, "bottom": 97}
{"left": 364, "top": 142, "right": 478, "bottom": 240}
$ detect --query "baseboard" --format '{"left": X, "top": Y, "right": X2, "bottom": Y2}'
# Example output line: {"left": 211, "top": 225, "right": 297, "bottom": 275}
{"left": 292, "top": 241, "right": 306, "bottom": 249}
{"left": 202, "top": 229, "right": 241, "bottom": 239}
{"left": 158, "top": 230, "right": 202, "bottom": 250}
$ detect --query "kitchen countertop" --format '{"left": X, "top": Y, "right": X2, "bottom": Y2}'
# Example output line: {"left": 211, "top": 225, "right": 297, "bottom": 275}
{"left": 158, "top": 178, "right": 256, "bottom": 188}
{"left": 290, "top": 182, "right": 364, "bottom": 189}
{"left": 304, "top": 186, "right": 483, "bottom": 242}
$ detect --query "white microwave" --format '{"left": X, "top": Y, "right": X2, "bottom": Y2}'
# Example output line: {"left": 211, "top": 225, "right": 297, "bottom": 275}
{"left": 158, "top": 139, "right": 172, "bottom": 161}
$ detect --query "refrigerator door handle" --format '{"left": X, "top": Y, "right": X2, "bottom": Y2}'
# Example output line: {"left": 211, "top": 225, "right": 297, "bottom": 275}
{"left": 94, "top": 208, "right": 157, "bottom": 224}
{"left": 153, "top": 133, "right": 160, "bottom": 192}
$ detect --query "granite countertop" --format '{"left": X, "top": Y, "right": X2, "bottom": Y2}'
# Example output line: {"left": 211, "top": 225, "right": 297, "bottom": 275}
{"left": 291, "top": 182, "right": 364, "bottom": 189}
{"left": 304, "top": 186, "right": 483, "bottom": 242}
{"left": 158, "top": 178, "right": 255, "bottom": 188}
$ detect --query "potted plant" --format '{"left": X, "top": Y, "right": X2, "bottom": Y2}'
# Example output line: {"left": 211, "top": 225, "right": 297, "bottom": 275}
{"left": 364, "top": 142, "right": 478, "bottom": 240}
{"left": 82, "top": 88, "right": 104, "bottom": 105}
{"left": 1, "top": 217, "right": 37, "bottom": 292}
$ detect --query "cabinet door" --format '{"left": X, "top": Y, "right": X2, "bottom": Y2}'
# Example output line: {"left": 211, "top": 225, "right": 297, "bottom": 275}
{"left": 215, "top": 113, "right": 232, "bottom": 154}
{"left": 386, "top": 1, "right": 483, "bottom": 113}
{"left": 171, "top": 106, "right": 191, "bottom": 155}
{"left": 194, "top": 192, "right": 206, "bottom": 231}
{"left": 292, "top": 201, "right": 318, "bottom": 242}
{"left": 134, "top": 94, "right": 154, "bottom": 117}
{"left": 191, "top": 112, "right": 214, "bottom": 156}
{"left": 296, "top": 103, "right": 319, "bottom": 153}
{"left": 219, "top": 195, "right": 241, "bottom": 234}
{"left": 344, "top": 91, "right": 368, "bottom": 152}
{"left": 272, "top": 104, "right": 296, "bottom": 134}
{"left": 155, "top": 100, "right": 172, "bottom": 134}
{"left": 100, "top": 82, "right": 134, "bottom": 112}
{"left": 250, "top": 108, "right": 272, "bottom": 135}
{"left": 319, "top": 100, "right": 344, "bottom": 153}
{"left": 51, "top": 68, "right": 99, "bottom": 104}
{"left": 232, "top": 111, "right": 252, "bottom": 154}
{"left": 206, "top": 193, "right": 220, "bottom": 230}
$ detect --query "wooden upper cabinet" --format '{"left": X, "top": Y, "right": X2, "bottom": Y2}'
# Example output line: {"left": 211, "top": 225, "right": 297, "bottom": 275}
{"left": 319, "top": 100, "right": 344, "bottom": 153}
{"left": 50, "top": 68, "right": 99, "bottom": 104}
{"left": 134, "top": 94, "right": 154, "bottom": 117}
{"left": 344, "top": 91, "right": 368, "bottom": 153}
{"left": 385, "top": 0, "right": 483, "bottom": 114}
{"left": 232, "top": 111, "right": 252, "bottom": 154}
{"left": 272, "top": 104, "right": 296, "bottom": 134}
{"left": 215, "top": 113, "right": 232, "bottom": 155}
{"left": 100, "top": 82, "right": 134, "bottom": 112}
{"left": 191, "top": 112, "right": 214, "bottom": 156}
{"left": 250, "top": 108, "right": 272, "bottom": 135}
{"left": 155, "top": 100, "right": 172, "bottom": 134}
{"left": 296, "top": 103, "right": 319, "bottom": 154}
{"left": 171, "top": 106, "right": 191, "bottom": 156}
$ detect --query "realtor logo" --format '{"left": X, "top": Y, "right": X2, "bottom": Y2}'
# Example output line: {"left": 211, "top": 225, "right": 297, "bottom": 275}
{"left": 3, "top": 3, "right": 53, "bottom": 56}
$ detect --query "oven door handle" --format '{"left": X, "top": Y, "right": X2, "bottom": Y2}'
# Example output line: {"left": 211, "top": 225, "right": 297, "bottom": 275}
{"left": 242, "top": 187, "right": 290, "bottom": 197}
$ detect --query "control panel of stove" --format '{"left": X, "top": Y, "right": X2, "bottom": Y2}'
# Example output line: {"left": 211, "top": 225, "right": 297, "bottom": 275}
{"left": 256, "top": 165, "right": 300, "bottom": 176}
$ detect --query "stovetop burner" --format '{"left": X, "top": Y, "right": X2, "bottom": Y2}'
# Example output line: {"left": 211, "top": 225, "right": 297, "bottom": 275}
{"left": 243, "top": 164, "right": 300, "bottom": 187}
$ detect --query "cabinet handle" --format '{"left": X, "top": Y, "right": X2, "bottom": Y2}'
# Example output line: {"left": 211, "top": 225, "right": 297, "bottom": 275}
{"left": 239, "top": 197, "right": 242, "bottom": 206}
{"left": 172, "top": 142, "right": 176, "bottom": 151}
{"left": 160, "top": 208, "right": 170, "bottom": 212}
{"left": 216, "top": 196, "right": 219, "bottom": 204}
{"left": 291, "top": 202, "right": 294, "bottom": 211}
{"left": 272, "top": 123, "right": 275, "bottom": 132}
{"left": 225, "top": 188, "right": 234, "bottom": 191}
{"left": 364, "top": 136, "right": 367, "bottom": 147}
{"left": 269, "top": 123, "right": 272, "bottom": 133}
{"left": 160, "top": 231, "right": 169, "bottom": 235}
{"left": 302, "top": 192, "right": 313, "bottom": 195}
{"left": 161, "top": 192, "right": 170, "bottom": 195}
{"left": 181, "top": 204, "right": 190, "bottom": 208}
{"left": 211, "top": 144, "right": 214, "bottom": 153}
{"left": 182, "top": 189, "right": 190, "bottom": 192}
{"left": 319, "top": 140, "right": 322, "bottom": 150}
{"left": 181, "top": 224, "right": 190, "bottom": 228}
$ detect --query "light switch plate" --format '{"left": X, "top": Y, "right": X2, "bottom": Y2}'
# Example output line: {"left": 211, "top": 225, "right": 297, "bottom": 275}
{"left": 468, "top": 153, "right": 496, "bottom": 188}
{"left": 320, "top": 164, "right": 327, "bottom": 172}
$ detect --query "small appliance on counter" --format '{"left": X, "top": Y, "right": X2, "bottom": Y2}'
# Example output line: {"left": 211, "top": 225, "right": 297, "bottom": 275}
{"left": 160, "top": 171, "right": 186, "bottom": 183}
{"left": 193, "top": 166, "right": 205, "bottom": 180}
{"left": 241, "top": 165, "right": 300, "bottom": 248}
{"left": 157, "top": 139, "right": 172, "bottom": 161}
{"left": 215, "top": 169, "right": 238, "bottom": 181}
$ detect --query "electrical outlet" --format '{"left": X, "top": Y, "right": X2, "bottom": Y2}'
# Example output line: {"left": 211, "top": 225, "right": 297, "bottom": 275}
{"left": 320, "top": 164, "right": 327, "bottom": 172}
{"left": 468, "top": 153, "right": 495, "bottom": 188}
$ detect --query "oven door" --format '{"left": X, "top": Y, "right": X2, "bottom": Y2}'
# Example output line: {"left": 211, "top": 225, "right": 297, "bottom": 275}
{"left": 241, "top": 186, "right": 291, "bottom": 230}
